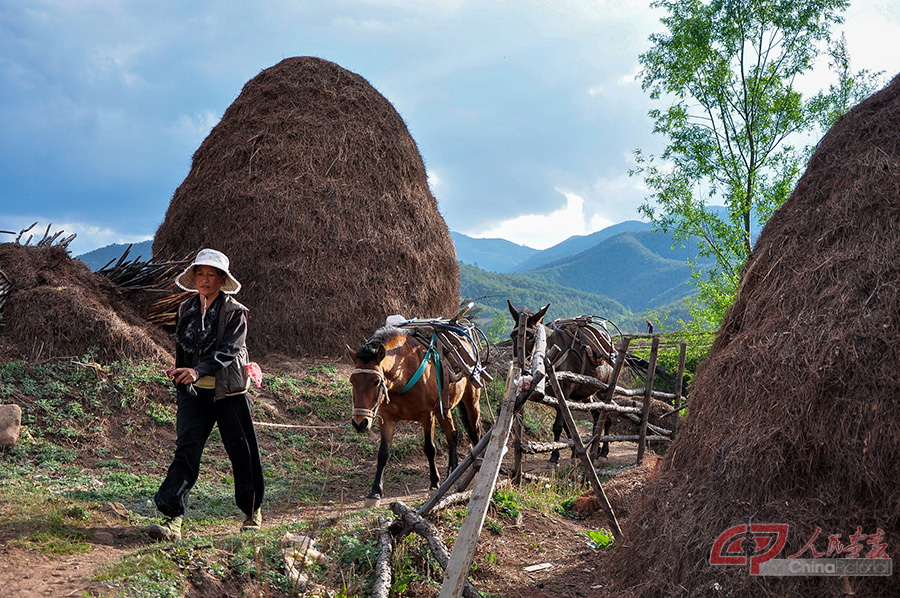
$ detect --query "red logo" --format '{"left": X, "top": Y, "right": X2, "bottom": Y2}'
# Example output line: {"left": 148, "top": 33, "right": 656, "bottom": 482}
{"left": 710, "top": 524, "right": 789, "bottom": 574}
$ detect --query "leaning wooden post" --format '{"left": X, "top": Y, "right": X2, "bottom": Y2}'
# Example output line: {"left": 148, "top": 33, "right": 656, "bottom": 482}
{"left": 636, "top": 336, "right": 660, "bottom": 464}
{"left": 591, "top": 337, "right": 631, "bottom": 460}
{"left": 439, "top": 363, "right": 520, "bottom": 598}
{"left": 545, "top": 357, "right": 623, "bottom": 539}
{"left": 672, "top": 341, "right": 687, "bottom": 439}
{"left": 417, "top": 430, "right": 492, "bottom": 518}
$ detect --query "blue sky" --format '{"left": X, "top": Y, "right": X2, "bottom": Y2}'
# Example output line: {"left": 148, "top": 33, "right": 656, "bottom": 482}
{"left": 1, "top": 1, "right": 897, "bottom": 255}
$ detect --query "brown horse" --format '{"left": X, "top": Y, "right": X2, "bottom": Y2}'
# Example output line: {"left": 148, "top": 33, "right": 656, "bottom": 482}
{"left": 346, "top": 325, "right": 482, "bottom": 499}
{"left": 508, "top": 301, "right": 640, "bottom": 464}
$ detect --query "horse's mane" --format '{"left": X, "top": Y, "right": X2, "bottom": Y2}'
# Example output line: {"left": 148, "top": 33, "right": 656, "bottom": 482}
{"left": 355, "top": 326, "right": 408, "bottom": 362}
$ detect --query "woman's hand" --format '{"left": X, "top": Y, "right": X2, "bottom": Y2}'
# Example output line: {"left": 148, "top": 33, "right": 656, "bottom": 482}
{"left": 167, "top": 367, "right": 199, "bottom": 385}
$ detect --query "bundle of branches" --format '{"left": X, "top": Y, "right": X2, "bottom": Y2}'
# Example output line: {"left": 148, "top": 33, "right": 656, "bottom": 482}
{"left": 154, "top": 56, "right": 459, "bottom": 357}
{"left": 96, "top": 244, "right": 191, "bottom": 292}
{"left": 94, "top": 245, "right": 192, "bottom": 329}
{"left": 0, "top": 268, "right": 9, "bottom": 312}
{"left": 606, "top": 73, "right": 900, "bottom": 597}
{"left": 1, "top": 222, "right": 76, "bottom": 250}
{"left": 0, "top": 243, "right": 169, "bottom": 362}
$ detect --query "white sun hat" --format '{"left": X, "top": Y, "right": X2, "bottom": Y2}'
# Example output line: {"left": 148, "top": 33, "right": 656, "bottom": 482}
{"left": 175, "top": 248, "right": 242, "bottom": 294}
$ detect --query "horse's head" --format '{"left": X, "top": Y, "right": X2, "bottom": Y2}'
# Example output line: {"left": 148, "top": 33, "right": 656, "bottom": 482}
{"left": 507, "top": 300, "right": 550, "bottom": 360}
{"left": 346, "top": 341, "right": 389, "bottom": 433}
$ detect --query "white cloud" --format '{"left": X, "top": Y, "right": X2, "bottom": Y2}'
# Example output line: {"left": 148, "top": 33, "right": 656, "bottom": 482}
{"left": 0, "top": 214, "right": 150, "bottom": 256}
{"left": 174, "top": 110, "right": 220, "bottom": 145}
{"left": 465, "top": 191, "right": 596, "bottom": 250}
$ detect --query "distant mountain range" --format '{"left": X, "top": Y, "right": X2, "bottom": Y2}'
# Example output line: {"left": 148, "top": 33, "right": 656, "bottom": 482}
{"left": 449, "top": 232, "right": 537, "bottom": 274}
{"left": 510, "top": 220, "right": 652, "bottom": 272}
{"left": 76, "top": 220, "right": 711, "bottom": 330}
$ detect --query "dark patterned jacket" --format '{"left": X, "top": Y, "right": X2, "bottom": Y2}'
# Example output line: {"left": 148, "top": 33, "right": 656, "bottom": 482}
{"left": 175, "top": 294, "right": 250, "bottom": 399}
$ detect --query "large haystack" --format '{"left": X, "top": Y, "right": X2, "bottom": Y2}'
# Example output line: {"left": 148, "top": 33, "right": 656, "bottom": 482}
{"left": 607, "top": 75, "right": 900, "bottom": 597}
{"left": 0, "top": 244, "right": 169, "bottom": 362}
{"left": 154, "top": 57, "right": 459, "bottom": 357}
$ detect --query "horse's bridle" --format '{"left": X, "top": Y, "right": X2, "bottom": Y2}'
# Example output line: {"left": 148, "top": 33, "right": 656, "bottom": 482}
{"left": 350, "top": 367, "right": 390, "bottom": 421}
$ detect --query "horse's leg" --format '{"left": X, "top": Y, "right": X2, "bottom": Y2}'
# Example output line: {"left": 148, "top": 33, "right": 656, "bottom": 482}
{"left": 458, "top": 384, "right": 482, "bottom": 446}
{"left": 589, "top": 407, "right": 602, "bottom": 462}
{"left": 422, "top": 416, "right": 442, "bottom": 490}
{"left": 549, "top": 406, "right": 565, "bottom": 465}
{"left": 437, "top": 405, "right": 460, "bottom": 478}
{"left": 600, "top": 414, "right": 612, "bottom": 459}
{"left": 369, "top": 420, "right": 396, "bottom": 499}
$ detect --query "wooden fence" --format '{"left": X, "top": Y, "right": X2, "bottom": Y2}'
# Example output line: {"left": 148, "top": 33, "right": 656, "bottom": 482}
{"left": 368, "top": 322, "right": 691, "bottom": 597}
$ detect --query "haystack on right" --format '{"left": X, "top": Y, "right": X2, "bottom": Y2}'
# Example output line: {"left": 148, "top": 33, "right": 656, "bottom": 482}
{"left": 607, "top": 75, "right": 900, "bottom": 596}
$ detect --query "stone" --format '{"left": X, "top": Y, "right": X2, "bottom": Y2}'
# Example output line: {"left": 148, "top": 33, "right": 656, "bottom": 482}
{"left": 90, "top": 531, "right": 116, "bottom": 545}
{"left": 0, "top": 404, "right": 22, "bottom": 447}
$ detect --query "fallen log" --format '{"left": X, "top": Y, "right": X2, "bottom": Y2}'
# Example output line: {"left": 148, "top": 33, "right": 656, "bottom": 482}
{"left": 370, "top": 517, "right": 394, "bottom": 598}
{"left": 390, "top": 502, "right": 480, "bottom": 598}
{"left": 555, "top": 370, "right": 678, "bottom": 401}
{"left": 529, "top": 394, "right": 642, "bottom": 415}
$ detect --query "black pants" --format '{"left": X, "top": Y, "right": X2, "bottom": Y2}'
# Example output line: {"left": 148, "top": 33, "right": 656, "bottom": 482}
{"left": 154, "top": 388, "right": 264, "bottom": 518}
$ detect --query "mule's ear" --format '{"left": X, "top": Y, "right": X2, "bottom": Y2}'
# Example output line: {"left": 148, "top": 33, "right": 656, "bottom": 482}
{"left": 375, "top": 343, "right": 386, "bottom": 364}
{"left": 531, "top": 303, "right": 550, "bottom": 325}
{"left": 345, "top": 345, "right": 357, "bottom": 363}
{"left": 507, "top": 299, "right": 519, "bottom": 320}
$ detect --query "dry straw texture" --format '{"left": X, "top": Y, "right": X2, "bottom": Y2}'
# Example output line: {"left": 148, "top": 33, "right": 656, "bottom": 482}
{"left": 154, "top": 56, "right": 459, "bottom": 357}
{"left": 0, "top": 244, "right": 169, "bottom": 362}
{"left": 606, "top": 74, "right": 900, "bottom": 597}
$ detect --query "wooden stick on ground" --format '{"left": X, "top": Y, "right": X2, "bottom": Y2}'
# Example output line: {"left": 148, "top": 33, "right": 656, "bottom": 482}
{"left": 391, "top": 502, "right": 481, "bottom": 598}
{"left": 370, "top": 517, "right": 394, "bottom": 598}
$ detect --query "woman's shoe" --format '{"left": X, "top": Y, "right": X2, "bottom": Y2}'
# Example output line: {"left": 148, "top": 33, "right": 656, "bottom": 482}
{"left": 147, "top": 516, "right": 183, "bottom": 541}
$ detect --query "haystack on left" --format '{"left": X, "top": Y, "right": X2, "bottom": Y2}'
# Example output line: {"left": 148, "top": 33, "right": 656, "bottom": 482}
{"left": 154, "top": 56, "right": 460, "bottom": 357}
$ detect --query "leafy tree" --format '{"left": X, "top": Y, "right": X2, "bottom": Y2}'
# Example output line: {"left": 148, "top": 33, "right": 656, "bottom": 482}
{"left": 633, "top": 0, "right": 882, "bottom": 329}
{"left": 483, "top": 310, "right": 511, "bottom": 344}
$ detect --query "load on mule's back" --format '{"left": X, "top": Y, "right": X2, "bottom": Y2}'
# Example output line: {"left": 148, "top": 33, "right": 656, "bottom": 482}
{"left": 346, "top": 313, "right": 489, "bottom": 499}
{"left": 507, "top": 300, "right": 663, "bottom": 464}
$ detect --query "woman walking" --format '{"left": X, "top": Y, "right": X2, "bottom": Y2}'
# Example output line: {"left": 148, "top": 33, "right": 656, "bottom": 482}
{"left": 148, "top": 248, "right": 264, "bottom": 541}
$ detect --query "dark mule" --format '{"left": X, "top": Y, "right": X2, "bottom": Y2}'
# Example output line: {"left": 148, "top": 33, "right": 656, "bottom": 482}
{"left": 508, "top": 301, "right": 627, "bottom": 464}
{"left": 347, "top": 326, "right": 482, "bottom": 499}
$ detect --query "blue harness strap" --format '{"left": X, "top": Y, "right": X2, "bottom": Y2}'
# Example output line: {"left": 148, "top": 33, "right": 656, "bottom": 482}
{"left": 398, "top": 332, "right": 444, "bottom": 417}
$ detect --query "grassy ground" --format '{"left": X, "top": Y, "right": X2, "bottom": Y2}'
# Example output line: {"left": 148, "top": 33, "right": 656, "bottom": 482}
{"left": 0, "top": 354, "right": 635, "bottom": 597}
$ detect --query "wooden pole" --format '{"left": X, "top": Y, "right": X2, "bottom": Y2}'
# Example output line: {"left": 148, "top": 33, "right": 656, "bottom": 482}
{"left": 512, "top": 413, "right": 524, "bottom": 484}
{"left": 529, "top": 393, "right": 642, "bottom": 414}
{"left": 545, "top": 358, "right": 623, "bottom": 539}
{"left": 392, "top": 503, "right": 481, "bottom": 598}
{"left": 636, "top": 336, "right": 660, "bottom": 464}
{"left": 592, "top": 337, "right": 631, "bottom": 460}
{"left": 439, "top": 364, "right": 520, "bottom": 598}
{"left": 672, "top": 341, "right": 687, "bottom": 438}
{"left": 516, "top": 312, "right": 527, "bottom": 371}
{"left": 417, "top": 428, "right": 492, "bottom": 518}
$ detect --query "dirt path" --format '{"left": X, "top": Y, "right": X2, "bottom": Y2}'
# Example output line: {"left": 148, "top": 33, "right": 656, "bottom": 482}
{"left": 0, "top": 438, "right": 648, "bottom": 597}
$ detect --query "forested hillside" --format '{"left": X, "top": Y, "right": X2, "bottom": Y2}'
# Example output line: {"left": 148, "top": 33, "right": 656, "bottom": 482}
{"left": 523, "top": 231, "right": 709, "bottom": 312}
{"left": 450, "top": 232, "right": 537, "bottom": 273}
{"left": 457, "top": 262, "right": 642, "bottom": 330}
